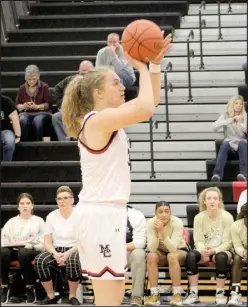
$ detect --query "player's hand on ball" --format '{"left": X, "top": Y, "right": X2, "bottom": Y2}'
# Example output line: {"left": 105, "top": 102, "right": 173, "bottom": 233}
{"left": 123, "top": 51, "right": 147, "bottom": 71}
{"left": 152, "top": 32, "right": 173, "bottom": 65}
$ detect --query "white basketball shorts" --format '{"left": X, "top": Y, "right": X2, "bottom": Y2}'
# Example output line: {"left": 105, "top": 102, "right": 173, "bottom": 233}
{"left": 71, "top": 202, "right": 127, "bottom": 280}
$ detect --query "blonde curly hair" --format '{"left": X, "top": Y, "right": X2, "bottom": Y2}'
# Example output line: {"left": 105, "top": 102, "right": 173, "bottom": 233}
{"left": 225, "top": 95, "right": 246, "bottom": 118}
{"left": 198, "top": 187, "right": 224, "bottom": 212}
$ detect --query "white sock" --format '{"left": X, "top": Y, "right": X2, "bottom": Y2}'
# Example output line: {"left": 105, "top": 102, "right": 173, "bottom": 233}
{"left": 216, "top": 288, "right": 224, "bottom": 294}
{"left": 190, "top": 286, "right": 198, "bottom": 294}
{"left": 150, "top": 287, "right": 159, "bottom": 295}
{"left": 173, "top": 286, "right": 182, "bottom": 294}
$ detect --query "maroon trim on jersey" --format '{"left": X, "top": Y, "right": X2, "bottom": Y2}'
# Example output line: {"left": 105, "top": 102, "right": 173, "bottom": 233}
{"left": 78, "top": 112, "right": 118, "bottom": 155}
{"left": 85, "top": 266, "right": 125, "bottom": 278}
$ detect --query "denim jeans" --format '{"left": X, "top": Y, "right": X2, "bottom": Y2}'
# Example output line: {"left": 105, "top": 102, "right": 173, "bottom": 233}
{"left": 1, "top": 130, "right": 15, "bottom": 161}
{"left": 213, "top": 140, "right": 247, "bottom": 179}
{"left": 19, "top": 113, "right": 52, "bottom": 141}
{"left": 52, "top": 112, "right": 69, "bottom": 141}
{"left": 118, "top": 70, "right": 135, "bottom": 88}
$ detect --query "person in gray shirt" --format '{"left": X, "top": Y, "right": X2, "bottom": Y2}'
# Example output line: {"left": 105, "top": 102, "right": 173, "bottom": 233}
{"left": 211, "top": 95, "right": 247, "bottom": 181}
{"left": 95, "top": 33, "right": 136, "bottom": 88}
{"left": 52, "top": 60, "right": 94, "bottom": 141}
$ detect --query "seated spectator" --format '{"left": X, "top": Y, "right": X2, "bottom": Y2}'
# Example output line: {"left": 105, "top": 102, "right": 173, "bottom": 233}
{"left": 52, "top": 60, "right": 94, "bottom": 141}
{"left": 126, "top": 205, "right": 146, "bottom": 305}
{"left": 145, "top": 201, "right": 189, "bottom": 306}
{"left": 1, "top": 193, "right": 45, "bottom": 304}
{"left": 1, "top": 95, "right": 21, "bottom": 161}
{"left": 34, "top": 186, "right": 81, "bottom": 305}
{"left": 95, "top": 32, "right": 136, "bottom": 88}
{"left": 237, "top": 189, "right": 247, "bottom": 214}
{"left": 16, "top": 65, "right": 52, "bottom": 141}
{"left": 228, "top": 203, "right": 247, "bottom": 306}
{"left": 184, "top": 187, "right": 234, "bottom": 305}
{"left": 211, "top": 95, "right": 247, "bottom": 181}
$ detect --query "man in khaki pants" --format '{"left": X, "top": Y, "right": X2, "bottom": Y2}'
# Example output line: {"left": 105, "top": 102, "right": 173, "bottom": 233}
{"left": 126, "top": 206, "right": 147, "bottom": 306}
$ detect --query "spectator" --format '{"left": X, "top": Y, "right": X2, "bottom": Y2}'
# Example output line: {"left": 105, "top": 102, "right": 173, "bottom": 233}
{"left": 34, "top": 186, "right": 81, "bottom": 305}
{"left": 16, "top": 65, "right": 52, "bottom": 141}
{"left": 52, "top": 60, "right": 94, "bottom": 141}
{"left": 211, "top": 95, "right": 247, "bottom": 181}
{"left": 184, "top": 187, "right": 234, "bottom": 305}
{"left": 1, "top": 95, "right": 21, "bottom": 161}
{"left": 145, "top": 201, "right": 189, "bottom": 306}
{"left": 126, "top": 206, "right": 146, "bottom": 305}
{"left": 95, "top": 32, "right": 136, "bottom": 88}
{"left": 237, "top": 189, "right": 247, "bottom": 214}
{"left": 1, "top": 193, "right": 45, "bottom": 304}
{"left": 228, "top": 203, "right": 247, "bottom": 306}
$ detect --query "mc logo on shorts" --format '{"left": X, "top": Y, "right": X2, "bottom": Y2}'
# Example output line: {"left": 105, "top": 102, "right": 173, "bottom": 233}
{"left": 99, "top": 244, "right": 112, "bottom": 257}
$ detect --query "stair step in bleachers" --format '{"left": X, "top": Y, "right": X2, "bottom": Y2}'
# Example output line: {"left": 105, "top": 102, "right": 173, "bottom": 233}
{"left": 1, "top": 160, "right": 207, "bottom": 182}
{"left": 174, "top": 28, "right": 247, "bottom": 41}
{"left": 126, "top": 122, "right": 223, "bottom": 141}
{"left": 166, "top": 71, "right": 245, "bottom": 87}
{"left": 12, "top": 141, "right": 217, "bottom": 161}
{"left": 18, "top": 12, "right": 181, "bottom": 29}
{"left": 164, "top": 55, "right": 246, "bottom": 71}
{"left": 7, "top": 25, "right": 173, "bottom": 43}
{"left": 181, "top": 14, "right": 247, "bottom": 28}
{"left": 189, "top": 2, "right": 247, "bottom": 15}
{"left": 2, "top": 55, "right": 245, "bottom": 73}
{"left": 238, "top": 85, "right": 248, "bottom": 101}
{"left": 29, "top": 1, "right": 189, "bottom": 15}
{"left": 1, "top": 181, "right": 197, "bottom": 204}
{"left": 1, "top": 70, "right": 245, "bottom": 89}
{"left": 1, "top": 86, "right": 239, "bottom": 104}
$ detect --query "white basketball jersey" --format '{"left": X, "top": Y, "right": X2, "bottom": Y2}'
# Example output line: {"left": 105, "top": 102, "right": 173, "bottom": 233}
{"left": 78, "top": 111, "right": 131, "bottom": 204}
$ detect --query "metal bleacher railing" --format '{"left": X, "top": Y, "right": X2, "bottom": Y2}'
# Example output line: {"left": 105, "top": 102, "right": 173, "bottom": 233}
{"left": 1, "top": 1, "right": 30, "bottom": 42}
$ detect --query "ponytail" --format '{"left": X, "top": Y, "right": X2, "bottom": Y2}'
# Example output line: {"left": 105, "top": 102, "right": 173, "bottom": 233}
{"left": 61, "top": 67, "right": 110, "bottom": 138}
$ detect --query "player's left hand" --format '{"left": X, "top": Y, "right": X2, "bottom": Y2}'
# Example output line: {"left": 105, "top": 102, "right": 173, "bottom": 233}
{"left": 152, "top": 32, "right": 172, "bottom": 64}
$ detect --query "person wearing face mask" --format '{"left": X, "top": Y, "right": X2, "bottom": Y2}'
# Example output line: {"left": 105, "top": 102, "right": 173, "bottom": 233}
{"left": 95, "top": 32, "right": 136, "bottom": 88}
{"left": 1, "top": 193, "right": 45, "bottom": 304}
{"left": 16, "top": 64, "right": 53, "bottom": 141}
{"left": 52, "top": 60, "right": 94, "bottom": 141}
{"left": 145, "top": 201, "right": 189, "bottom": 306}
{"left": 211, "top": 95, "right": 247, "bottom": 182}
{"left": 228, "top": 203, "right": 247, "bottom": 306}
{"left": 34, "top": 186, "right": 81, "bottom": 306}
{"left": 184, "top": 187, "right": 234, "bottom": 306}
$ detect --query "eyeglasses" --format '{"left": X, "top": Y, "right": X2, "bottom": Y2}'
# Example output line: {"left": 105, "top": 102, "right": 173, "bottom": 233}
{"left": 55, "top": 196, "right": 73, "bottom": 202}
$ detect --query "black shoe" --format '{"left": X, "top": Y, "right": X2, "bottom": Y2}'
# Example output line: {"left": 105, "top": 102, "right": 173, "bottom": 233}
{"left": 0, "top": 286, "right": 10, "bottom": 303}
{"left": 26, "top": 285, "right": 36, "bottom": 303}
{"left": 39, "top": 296, "right": 59, "bottom": 305}
{"left": 69, "top": 297, "right": 81, "bottom": 305}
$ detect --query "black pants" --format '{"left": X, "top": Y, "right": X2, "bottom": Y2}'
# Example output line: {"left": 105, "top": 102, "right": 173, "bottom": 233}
{"left": 1, "top": 247, "right": 39, "bottom": 285}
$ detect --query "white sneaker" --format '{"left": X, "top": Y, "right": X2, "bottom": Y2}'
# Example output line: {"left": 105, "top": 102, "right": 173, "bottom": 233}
{"left": 183, "top": 292, "right": 200, "bottom": 305}
{"left": 216, "top": 291, "right": 227, "bottom": 305}
{"left": 227, "top": 291, "right": 242, "bottom": 306}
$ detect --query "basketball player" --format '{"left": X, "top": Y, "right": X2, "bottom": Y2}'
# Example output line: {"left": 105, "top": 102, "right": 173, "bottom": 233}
{"left": 61, "top": 33, "right": 172, "bottom": 306}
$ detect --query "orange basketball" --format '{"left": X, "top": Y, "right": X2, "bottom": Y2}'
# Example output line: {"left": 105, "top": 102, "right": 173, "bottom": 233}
{"left": 121, "top": 19, "right": 164, "bottom": 63}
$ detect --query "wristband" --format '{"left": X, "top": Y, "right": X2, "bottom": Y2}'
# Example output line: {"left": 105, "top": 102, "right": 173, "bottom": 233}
{"left": 149, "top": 62, "right": 161, "bottom": 74}
{"left": 15, "top": 135, "right": 21, "bottom": 139}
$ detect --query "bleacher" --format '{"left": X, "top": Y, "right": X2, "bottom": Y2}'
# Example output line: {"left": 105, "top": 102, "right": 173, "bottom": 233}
{"left": 1, "top": 0, "right": 247, "bottom": 305}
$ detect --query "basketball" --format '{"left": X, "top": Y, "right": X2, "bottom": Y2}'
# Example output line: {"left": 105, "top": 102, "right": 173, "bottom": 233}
{"left": 121, "top": 19, "right": 164, "bottom": 63}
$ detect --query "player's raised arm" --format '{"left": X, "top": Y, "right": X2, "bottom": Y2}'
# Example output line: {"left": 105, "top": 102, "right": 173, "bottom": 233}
{"left": 149, "top": 33, "right": 172, "bottom": 107}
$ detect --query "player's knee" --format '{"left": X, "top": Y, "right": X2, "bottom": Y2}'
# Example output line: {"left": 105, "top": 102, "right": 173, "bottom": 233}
{"left": 130, "top": 249, "right": 146, "bottom": 265}
{"left": 233, "top": 253, "right": 243, "bottom": 266}
{"left": 215, "top": 252, "right": 228, "bottom": 279}
{"left": 147, "top": 252, "right": 159, "bottom": 265}
{"left": 186, "top": 251, "right": 200, "bottom": 276}
{"left": 167, "top": 252, "right": 180, "bottom": 264}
